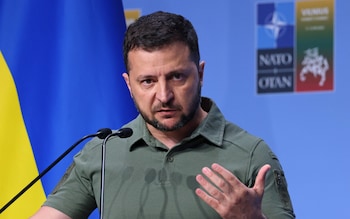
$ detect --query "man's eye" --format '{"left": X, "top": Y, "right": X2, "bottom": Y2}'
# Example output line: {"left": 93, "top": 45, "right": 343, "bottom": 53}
{"left": 141, "top": 79, "right": 153, "bottom": 84}
{"left": 172, "top": 73, "right": 183, "bottom": 80}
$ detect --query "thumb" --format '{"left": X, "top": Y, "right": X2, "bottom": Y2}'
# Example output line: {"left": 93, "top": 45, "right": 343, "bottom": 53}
{"left": 254, "top": 164, "right": 271, "bottom": 197}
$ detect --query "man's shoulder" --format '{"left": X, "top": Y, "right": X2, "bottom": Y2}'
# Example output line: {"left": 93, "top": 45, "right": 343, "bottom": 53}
{"left": 223, "top": 121, "right": 265, "bottom": 151}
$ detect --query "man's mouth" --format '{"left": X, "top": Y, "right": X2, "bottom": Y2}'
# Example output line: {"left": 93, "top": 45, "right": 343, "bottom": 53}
{"left": 156, "top": 109, "right": 178, "bottom": 117}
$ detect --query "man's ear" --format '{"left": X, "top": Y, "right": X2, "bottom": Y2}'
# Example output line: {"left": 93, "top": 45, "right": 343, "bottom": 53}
{"left": 198, "top": 61, "right": 205, "bottom": 87}
{"left": 122, "top": 73, "right": 133, "bottom": 98}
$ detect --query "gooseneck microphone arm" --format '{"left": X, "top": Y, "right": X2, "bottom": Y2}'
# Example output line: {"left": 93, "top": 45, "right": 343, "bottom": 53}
{"left": 99, "top": 127, "right": 133, "bottom": 219}
{"left": 0, "top": 128, "right": 112, "bottom": 214}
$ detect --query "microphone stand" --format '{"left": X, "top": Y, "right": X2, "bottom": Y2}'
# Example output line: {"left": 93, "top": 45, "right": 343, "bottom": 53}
{"left": 100, "top": 133, "right": 113, "bottom": 219}
{"left": 0, "top": 129, "right": 111, "bottom": 213}
{"left": 99, "top": 128, "right": 133, "bottom": 219}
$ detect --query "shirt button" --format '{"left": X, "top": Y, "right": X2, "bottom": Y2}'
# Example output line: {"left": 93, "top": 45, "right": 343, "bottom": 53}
{"left": 167, "top": 156, "right": 174, "bottom": 162}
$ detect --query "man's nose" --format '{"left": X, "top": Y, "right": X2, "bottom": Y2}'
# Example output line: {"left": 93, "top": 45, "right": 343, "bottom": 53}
{"left": 156, "top": 82, "right": 174, "bottom": 103}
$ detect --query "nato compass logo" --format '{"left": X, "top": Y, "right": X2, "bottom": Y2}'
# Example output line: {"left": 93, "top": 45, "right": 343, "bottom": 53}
{"left": 256, "top": 2, "right": 295, "bottom": 94}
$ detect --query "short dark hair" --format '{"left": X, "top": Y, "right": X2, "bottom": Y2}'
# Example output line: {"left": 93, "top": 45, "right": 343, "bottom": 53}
{"left": 123, "top": 11, "right": 200, "bottom": 71}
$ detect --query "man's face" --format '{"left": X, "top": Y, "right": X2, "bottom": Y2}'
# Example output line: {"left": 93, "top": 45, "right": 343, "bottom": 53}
{"left": 123, "top": 42, "right": 204, "bottom": 132}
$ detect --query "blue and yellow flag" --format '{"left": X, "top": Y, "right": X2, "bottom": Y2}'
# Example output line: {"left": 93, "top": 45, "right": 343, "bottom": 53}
{"left": 0, "top": 0, "right": 136, "bottom": 218}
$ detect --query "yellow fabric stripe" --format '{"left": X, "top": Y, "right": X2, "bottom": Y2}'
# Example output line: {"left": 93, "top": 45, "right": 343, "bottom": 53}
{"left": 0, "top": 51, "right": 46, "bottom": 218}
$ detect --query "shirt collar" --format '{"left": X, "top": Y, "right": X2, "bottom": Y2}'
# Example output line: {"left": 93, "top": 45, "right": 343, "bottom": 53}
{"left": 190, "top": 97, "right": 225, "bottom": 147}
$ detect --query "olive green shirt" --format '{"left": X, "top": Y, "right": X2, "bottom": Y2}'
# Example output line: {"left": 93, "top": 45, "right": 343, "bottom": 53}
{"left": 44, "top": 97, "right": 295, "bottom": 218}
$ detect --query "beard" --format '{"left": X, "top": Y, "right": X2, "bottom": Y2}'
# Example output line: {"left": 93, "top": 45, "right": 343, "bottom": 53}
{"left": 134, "top": 83, "right": 202, "bottom": 132}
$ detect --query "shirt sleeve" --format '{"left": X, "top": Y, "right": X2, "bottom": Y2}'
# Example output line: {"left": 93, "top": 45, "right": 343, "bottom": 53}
{"left": 43, "top": 146, "right": 99, "bottom": 218}
{"left": 249, "top": 140, "right": 296, "bottom": 219}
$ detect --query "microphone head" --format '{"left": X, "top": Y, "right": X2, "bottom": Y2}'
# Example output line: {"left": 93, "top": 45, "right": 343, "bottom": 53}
{"left": 116, "top": 127, "right": 133, "bottom": 138}
{"left": 96, "top": 128, "right": 112, "bottom": 139}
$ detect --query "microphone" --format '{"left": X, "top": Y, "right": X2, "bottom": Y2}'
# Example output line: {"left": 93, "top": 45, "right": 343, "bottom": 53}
{"left": 96, "top": 128, "right": 113, "bottom": 139}
{"left": 99, "top": 128, "right": 133, "bottom": 219}
{"left": 0, "top": 128, "right": 112, "bottom": 214}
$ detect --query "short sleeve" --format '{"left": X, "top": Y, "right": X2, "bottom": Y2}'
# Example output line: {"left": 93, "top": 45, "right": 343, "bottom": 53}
{"left": 43, "top": 148, "right": 98, "bottom": 218}
{"left": 249, "top": 140, "right": 295, "bottom": 218}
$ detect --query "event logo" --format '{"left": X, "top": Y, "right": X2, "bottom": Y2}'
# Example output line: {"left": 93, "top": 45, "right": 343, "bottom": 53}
{"left": 256, "top": 1, "right": 334, "bottom": 94}
{"left": 299, "top": 47, "right": 329, "bottom": 87}
{"left": 257, "top": 48, "right": 294, "bottom": 93}
{"left": 295, "top": 1, "right": 334, "bottom": 92}
{"left": 256, "top": 2, "right": 295, "bottom": 93}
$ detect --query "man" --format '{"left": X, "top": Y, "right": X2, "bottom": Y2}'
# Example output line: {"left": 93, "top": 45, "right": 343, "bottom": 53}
{"left": 31, "top": 11, "right": 295, "bottom": 218}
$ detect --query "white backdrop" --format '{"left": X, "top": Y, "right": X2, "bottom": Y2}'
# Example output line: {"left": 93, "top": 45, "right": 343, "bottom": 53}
{"left": 122, "top": 0, "right": 350, "bottom": 218}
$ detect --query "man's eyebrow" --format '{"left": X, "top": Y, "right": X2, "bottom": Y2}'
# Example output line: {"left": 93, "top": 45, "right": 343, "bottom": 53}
{"left": 167, "top": 67, "right": 192, "bottom": 75}
{"left": 135, "top": 74, "right": 154, "bottom": 81}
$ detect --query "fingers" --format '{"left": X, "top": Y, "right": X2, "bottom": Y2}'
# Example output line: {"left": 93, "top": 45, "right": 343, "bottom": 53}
{"left": 196, "top": 163, "right": 271, "bottom": 197}
{"left": 195, "top": 163, "right": 240, "bottom": 205}
{"left": 195, "top": 163, "right": 271, "bottom": 219}
{"left": 195, "top": 168, "right": 223, "bottom": 199}
{"left": 195, "top": 174, "right": 222, "bottom": 209}
{"left": 197, "top": 163, "right": 242, "bottom": 192}
{"left": 210, "top": 163, "right": 240, "bottom": 187}
{"left": 254, "top": 164, "right": 271, "bottom": 196}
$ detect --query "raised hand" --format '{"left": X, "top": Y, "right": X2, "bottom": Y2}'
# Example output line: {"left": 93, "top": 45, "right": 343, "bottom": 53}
{"left": 195, "top": 163, "right": 271, "bottom": 219}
